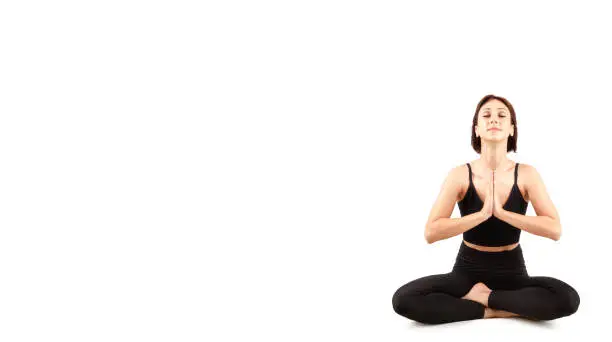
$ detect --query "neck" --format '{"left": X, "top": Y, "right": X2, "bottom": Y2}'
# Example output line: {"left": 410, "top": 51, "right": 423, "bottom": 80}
{"left": 479, "top": 141, "right": 510, "bottom": 171}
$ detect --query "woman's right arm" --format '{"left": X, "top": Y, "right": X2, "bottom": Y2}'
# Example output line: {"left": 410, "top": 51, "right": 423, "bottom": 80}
{"left": 424, "top": 166, "right": 488, "bottom": 244}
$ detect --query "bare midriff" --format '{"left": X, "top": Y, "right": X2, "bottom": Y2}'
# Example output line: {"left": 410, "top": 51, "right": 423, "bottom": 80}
{"left": 463, "top": 240, "right": 519, "bottom": 252}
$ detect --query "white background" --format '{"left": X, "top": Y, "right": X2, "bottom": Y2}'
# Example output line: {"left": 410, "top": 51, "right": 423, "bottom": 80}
{"left": 0, "top": 0, "right": 609, "bottom": 340}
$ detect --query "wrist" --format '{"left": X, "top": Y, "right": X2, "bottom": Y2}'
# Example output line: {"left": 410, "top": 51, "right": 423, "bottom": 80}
{"left": 497, "top": 208, "right": 509, "bottom": 220}
{"left": 478, "top": 210, "right": 488, "bottom": 222}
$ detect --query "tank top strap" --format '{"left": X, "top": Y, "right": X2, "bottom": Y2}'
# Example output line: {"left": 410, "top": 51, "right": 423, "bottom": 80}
{"left": 466, "top": 163, "right": 473, "bottom": 185}
{"left": 514, "top": 162, "right": 519, "bottom": 185}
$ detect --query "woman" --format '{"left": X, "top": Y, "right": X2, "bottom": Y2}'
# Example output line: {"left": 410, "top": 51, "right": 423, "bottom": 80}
{"left": 391, "top": 94, "right": 580, "bottom": 324}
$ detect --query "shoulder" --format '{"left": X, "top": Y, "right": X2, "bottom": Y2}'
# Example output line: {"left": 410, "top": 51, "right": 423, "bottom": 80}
{"left": 449, "top": 162, "right": 469, "bottom": 178}
{"left": 517, "top": 162, "right": 535, "bottom": 176}
{"left": 435, "top": 163, "right": 468, "bottom": 188}
{"left": 445, "top": 163, "right": 470, "bottom": 188}
{"left": 435, "top": 163, "right": 468, "bottom": 201}
{"left": 518, "top": 162, "right": 543, "bottom": 185}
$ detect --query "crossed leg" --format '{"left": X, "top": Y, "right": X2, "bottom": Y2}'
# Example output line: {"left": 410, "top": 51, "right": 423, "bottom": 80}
{"left": 484, "top": 275, "right": 580, "bottom": 321}
{"left": 393, "top": 272, "right": 580, "bottom": 324}
{"left": 392, "top": 272, "right": 486, "bottom": 324}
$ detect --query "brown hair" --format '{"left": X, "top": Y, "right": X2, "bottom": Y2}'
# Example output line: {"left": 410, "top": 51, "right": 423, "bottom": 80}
{"left": 471, "top": 94, "right": 518, "bottom": 153}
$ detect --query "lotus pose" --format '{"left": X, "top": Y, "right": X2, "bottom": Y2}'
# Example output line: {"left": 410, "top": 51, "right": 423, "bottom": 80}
{"left": 392, "top": 94, "right": 580, "bottom": 324}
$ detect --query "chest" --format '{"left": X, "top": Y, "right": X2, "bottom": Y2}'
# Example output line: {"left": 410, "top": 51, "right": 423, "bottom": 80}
{"left": 460, "top": 167, "right": 529, "bottom": 204}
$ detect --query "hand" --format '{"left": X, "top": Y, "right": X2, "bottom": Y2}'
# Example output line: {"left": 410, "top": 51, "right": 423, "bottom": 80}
{"left": 479, "top": 177, "right": 493, "bottom": 221}
{"left": 492, "top": 171, "right": 505, "bottom": 217}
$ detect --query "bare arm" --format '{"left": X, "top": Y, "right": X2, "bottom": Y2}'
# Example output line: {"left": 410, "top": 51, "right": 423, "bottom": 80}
{"left": 424, "top": 166, "right": 488, "bottom": 244}
{"left": 497, "top": 164, "right": 562, "bottom": 241}
{"left": 426, "top": 213, "right": 488, "bottom": 244}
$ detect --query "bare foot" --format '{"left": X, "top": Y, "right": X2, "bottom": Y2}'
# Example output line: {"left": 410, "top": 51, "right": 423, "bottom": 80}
{"left": 483, "top": 308, "right": 520, "bottom": 319}
{"left": 494, "top": 309, "right": 520, "bottom": 318}
{"left": 461, "top": 282, "right": 492, "bottom": 307}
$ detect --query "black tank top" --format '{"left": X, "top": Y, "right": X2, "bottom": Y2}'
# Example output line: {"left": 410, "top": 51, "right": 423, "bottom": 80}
{"left": 457, "top": 162, "right": 528, "bottom": 247}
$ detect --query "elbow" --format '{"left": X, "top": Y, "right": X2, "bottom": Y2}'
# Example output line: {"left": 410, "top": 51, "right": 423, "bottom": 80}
{"left": 424, "top": 226, "right": 436, "bottom": 244}
{"left": 551, "top": 222, "right": 562, "bottom": 241}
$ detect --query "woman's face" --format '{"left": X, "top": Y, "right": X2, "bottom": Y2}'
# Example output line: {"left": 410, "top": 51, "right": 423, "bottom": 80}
{"left": 475, "top": 99, "right": 514, "bottom": 142}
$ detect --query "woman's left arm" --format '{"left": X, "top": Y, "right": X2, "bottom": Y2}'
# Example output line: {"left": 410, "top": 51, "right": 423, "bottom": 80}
{"left": 497, "top": 164, "right": 562, "bottom": 241}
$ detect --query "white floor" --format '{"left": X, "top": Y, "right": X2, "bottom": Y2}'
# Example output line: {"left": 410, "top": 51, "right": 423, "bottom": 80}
{"left": 388, "top": 315, "right": 587, "bottom": 340}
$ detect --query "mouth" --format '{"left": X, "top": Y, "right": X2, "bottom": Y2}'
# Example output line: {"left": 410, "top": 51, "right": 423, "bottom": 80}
{"left": 488, "top": 128, "right": 501, "bottom": 131}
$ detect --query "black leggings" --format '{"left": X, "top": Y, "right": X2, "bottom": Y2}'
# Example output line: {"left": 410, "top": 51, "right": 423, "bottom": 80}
{"left": 392, "top": 242, "right": 580, "bottom": 324}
